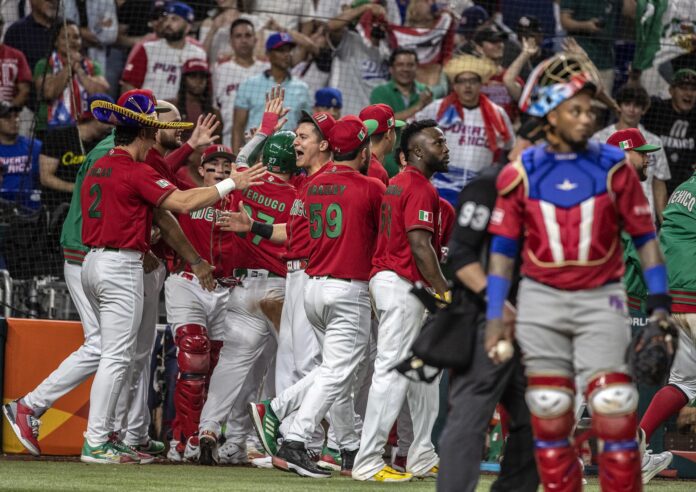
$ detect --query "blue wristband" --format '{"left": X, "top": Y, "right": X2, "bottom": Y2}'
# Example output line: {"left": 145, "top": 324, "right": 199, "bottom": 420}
{"left": 490, "top": 235, "right": 518, "bottom": 259}
{"left": 632, "top": 231, "right": 656, "bottom": 249}
{"left": 486, "top": 274, "right": 511, "bottom": 320}
{"left": 643, "top": 264, "right": 668, "bottom": 295}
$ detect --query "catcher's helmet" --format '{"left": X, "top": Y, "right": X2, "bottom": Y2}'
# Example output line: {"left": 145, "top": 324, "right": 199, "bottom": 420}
{"left": 519, "top": 54, "right": 597, "bottom": 117}
{"left": 263, "top": 131, "right": 297, "bottom": 174}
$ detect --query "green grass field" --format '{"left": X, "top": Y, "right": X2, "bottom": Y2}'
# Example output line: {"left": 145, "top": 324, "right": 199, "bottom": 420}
{"left": 0, "top": 460, "right": 694, "bottom": 492}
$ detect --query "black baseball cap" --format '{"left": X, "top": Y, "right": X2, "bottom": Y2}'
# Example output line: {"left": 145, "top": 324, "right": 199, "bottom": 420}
{"left": 517, "top": 15, "right": 543, "bottom": 36}
{"left": 672, "top": 69, "right": 696, "bottom": 87}
{"left": 474, "top": 25, "right": 507, "bottom": 44}
{"left": 0, "top": 101, "right": 21, "bottom": 117}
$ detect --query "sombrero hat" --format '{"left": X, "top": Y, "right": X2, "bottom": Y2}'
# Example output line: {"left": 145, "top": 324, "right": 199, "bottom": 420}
{"left": 444, "top": 54, "right": 497, "bottom": 84}
{"left": 90, "top": 89, "right": 194, "bottom": 130}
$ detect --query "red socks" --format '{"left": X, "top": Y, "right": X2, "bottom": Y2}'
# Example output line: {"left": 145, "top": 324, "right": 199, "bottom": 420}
{"left": 640, "top": 385, "right": 689, "bottom": 442}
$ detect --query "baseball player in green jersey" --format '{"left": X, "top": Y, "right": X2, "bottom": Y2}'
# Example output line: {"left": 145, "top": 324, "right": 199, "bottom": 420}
{"left": 3, "top": 105, "right": 220, "bottom": 458}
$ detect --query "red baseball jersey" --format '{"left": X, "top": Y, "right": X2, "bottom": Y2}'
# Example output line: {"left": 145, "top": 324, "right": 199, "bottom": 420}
{"left": 284, "top": 163, "right": 330, "bottom": 261}
{"left": 489, "top": 143, "right": 656, "bottom": 290}
{"left": 439, "top": 197, "right": 455, "bottom": 247}
{"left": 372, "top": 166, "right": 441, "bottom": 284}
{"left": 232, "top": 172, "right": 296, "bottom": 276}
{"left": 81, "top": 148, "right": 177, "bottom": 253}
{"left": 305, "top": 163, "right": 386, "bottom": 281}
{"left": 368, "top": 153, "right": 389, "bottom": 185}
{"left": 176, "top": 198, "right": 232, "bottom": 278}
{"left": 289, "top": 172, "right": 308, "bottom": 190}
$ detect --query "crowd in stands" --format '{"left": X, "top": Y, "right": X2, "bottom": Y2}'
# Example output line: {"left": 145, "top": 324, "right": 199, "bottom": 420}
{"left": 0, "top": 0, "right": 695, "bottom": 282}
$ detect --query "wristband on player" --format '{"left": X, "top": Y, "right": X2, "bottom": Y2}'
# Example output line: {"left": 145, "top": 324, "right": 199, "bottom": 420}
{"left": 644, "top": 264, "right": 668, "bottom": 295}
{"left": 214, "top": 177, "right": 236, "bottom": 197}
{"left": 259, "top": 111, "right": 280, "bottom": 136}
{"left": 189, "top": 256, "right": 203, "bottom": 267}
{"left": 486, "top": 274, "right": 510, "bottom": 320}
{"left": 250, "top": 220, "right": 274, "bottom": 239}
{"left": 646, "top": 294, "right": 671, "bottom": 315}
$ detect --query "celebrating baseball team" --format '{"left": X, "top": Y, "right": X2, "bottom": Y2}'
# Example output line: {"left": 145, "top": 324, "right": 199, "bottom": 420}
{"left": 2, "top": 40, "right": 690, "bottom": 491}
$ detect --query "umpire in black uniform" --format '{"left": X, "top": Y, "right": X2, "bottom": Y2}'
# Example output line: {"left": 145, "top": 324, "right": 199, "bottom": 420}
{"left": 437, "top": 166, "right": 538, "bottom": 492}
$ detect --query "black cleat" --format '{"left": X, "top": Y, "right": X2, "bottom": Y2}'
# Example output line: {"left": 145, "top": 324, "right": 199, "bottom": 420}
{"left": 198, "top": 431, "right": 218, "bottom": 466}
{"left": 340, "top": 447, "right": 358, "bottom": 477}
{"left": 272, "top": 440, "right": 332, "bottom": 478}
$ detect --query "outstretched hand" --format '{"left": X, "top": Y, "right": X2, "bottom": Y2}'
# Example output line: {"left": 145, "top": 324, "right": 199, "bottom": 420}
{"left": 230, "top": 162, "right": 265, "bottom": 190}
{"left": 217, "top": 201, "right": 253, "bottom": 232}
{"left": 188, "top": 113, "right": 220, "bottom": 148}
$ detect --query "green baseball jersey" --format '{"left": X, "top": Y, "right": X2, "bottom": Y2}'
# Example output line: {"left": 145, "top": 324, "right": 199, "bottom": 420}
{"left": 622, "top": 231, "right": 647, "bottom": 312}
{"left": 60, "top": 131, "right": 114, "bottom": 264}
{"left": 660, "top": 172, "right": 696, "bottom": 312}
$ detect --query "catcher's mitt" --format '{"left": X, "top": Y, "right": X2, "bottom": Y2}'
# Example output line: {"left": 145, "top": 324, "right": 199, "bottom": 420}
{"left": 626, "top": 317, "right": 679, "bottom": 386}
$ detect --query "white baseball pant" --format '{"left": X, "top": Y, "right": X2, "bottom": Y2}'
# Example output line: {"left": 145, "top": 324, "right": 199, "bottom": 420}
{"left": 199, "top": 273, "right": 284, "bottom": 438}
{"left": 115, "top": 262, "right": 166, "bottom": 445}
{"left": 667, "top": 313, "right": 696, "bottom": 401}
{"left": 164, "top": 272, "right": 229, "bottom": 340}
{"left": 23, "top": 261, "right": 101, "bottom": 414}
{"left": 81, "top": 248, "right": 145, "bottom": 444}
{"left": 272, "top": 277, "right": 370, "bottom": 451}
{"left": 353, "top": 271, "right": 439, "bottom": 479}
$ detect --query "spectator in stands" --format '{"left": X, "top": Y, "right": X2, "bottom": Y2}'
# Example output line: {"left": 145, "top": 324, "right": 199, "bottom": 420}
{"left": 454, "top": 5, "right": 489, "bottom": 50}
{"left": 472, "top": 25, "right": 524, "bottom": 124}
{"left": 253, "top": 0, "right": 314, "bottom": 33}
{"left": 33, "top": 19, "right": 109, "bottom": 137}
{"left": 200, "top": 0, "right": 244, "bottom": 62}
{"left": 232, "top": 32, "right": 311, "bottom": 151}
{"left": 4, "top": 0, "right": 58, "bottom": 71}
{"left": 415, "top": 54, "right": 514, "bottom": 205}
{"left": 64, "top": 0, "right": 118, "bottom": 70}
{"left": 506, "top": 15, "right": 554, "bottom": 80}
{"left": 121, "top": 2, "right": 207, "bottom": 102}
{"left": 643, "top": 68, "right": 696, "bottom": 196}
{"left": 177, "top": 59, "right": 222, "bottom": 131}
{"left": 0, "top": 15, "right": 32, "bottom": 108}
{"left": 560, "top": 0, "right": 621, "bottom": 94}
{"left": 593, "top": 85, "right": 671, "bottom": 223}
{"left": 214, "top": 18, "right": 268, "bottom": 148}
{"left": 313, "top": 87, "right": 342, "bottom": 119}
{"left": 370, "top": 47, "right": 432, "bottom": 175}
{"left": 326, "top": 2, "right": 390, "bottom": 117}
{"left": 0, "top": 102, "right": 52, "bottom": 211}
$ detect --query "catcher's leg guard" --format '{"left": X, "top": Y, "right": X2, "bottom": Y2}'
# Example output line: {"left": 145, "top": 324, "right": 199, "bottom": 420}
{"left": 526, "top": 375, "right": 582, "bottom": 492}
{"left": 587, "top": 373, "right": 642, "bottom": 492}
{"left": 173, "top": 324, "right": 211, "bottom": 443}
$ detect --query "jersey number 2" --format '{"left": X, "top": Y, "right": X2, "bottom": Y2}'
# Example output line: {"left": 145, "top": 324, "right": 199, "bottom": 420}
{"left": 88, "top": 183, "right": 102, "bottom": 219}
{"left": 309, "top": 203, "right": 343, "bottom": 239}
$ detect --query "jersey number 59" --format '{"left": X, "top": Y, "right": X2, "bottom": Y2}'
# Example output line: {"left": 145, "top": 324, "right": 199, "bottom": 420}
{"left": 309, "top": 203, "right": 343, "bottom": 239}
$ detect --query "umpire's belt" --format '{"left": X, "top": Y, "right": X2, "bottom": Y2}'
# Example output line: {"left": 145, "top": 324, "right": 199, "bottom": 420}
{"left": 286, "top": 259, "right": 308, "bottom": 272}
{"left": 233, "top": 268, "right": 282, "bottom": 279}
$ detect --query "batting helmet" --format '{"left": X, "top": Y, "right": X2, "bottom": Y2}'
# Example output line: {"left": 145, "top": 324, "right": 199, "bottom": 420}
{"left": 263, "top": 131, "right": 297, "bottom": 174}
{"left": 519, "top": 54, "right": 596, "bottom": 117}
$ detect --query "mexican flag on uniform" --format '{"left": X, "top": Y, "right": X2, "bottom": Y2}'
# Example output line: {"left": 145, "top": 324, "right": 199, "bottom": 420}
{"left": 419, "top": 210, "right": 433, "bottom": 223}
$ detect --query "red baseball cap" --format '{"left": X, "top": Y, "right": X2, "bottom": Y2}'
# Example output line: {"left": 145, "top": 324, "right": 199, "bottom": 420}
{"left": 327, "top": 115, "right": 375, "bottom": 154}
{"left": 201, "top": 144, "right": 236, "bottom": 164}
{"left": 606, "top": 128, "right": 661, "bottom": 153}
{"left": 117, "top": 88, "right": 171, "bottom": 114}
{"left": 182, "top": 58, "right": 210, "bottom": 75}
{"left": 359, "top": 103, "right": 406, "bottom": 135}
{"left": 300, "top": 110, "right": 336, "bottom": 140}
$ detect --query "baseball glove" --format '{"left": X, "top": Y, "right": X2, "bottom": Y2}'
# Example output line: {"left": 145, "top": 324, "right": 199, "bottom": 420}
{"left": 626, "top": 317, "right": 679, "bottom": 386}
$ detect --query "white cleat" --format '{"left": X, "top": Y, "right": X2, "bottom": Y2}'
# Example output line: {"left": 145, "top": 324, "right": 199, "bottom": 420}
{"left": 167, "top": 440, "right": 183, "bottom": 462}
{"left": 219, "top": 441, "right": 249, "bottom": 465}
{"left": 641, "top": 450, "right": 673, "bottom": 484}
{"left": 251, "top": 455, "right": 274, "bottom": 469}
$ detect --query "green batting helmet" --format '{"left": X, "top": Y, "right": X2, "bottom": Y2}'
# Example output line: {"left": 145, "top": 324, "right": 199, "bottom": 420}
{"left": 262, "top": 131, "right": 297, "bottom": 174}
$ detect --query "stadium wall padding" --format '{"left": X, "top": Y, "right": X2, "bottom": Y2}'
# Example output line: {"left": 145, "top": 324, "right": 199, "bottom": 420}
{"left": 2, "top": 318, "right": 90, "bottom": 455}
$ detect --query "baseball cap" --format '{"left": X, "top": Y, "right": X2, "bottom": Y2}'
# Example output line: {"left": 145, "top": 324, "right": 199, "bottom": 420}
{"left": 473, "top": 25, "right": 507, "bottom": 44}
{"left": 315, "top": 87, "right": 343, "bottom": 109}
{"left": 266, "top": 32, "right": 296, "bottom": 52}
{"left": 672, "top": 68, "right": 696, "bottom": 87}
{"left": 164, "top": 1, "right": 194, "bottom": 23}
{"left": 606, "top": 128, "right": 661, "bottom": 153}
{"left": 457, "top": 6, "right": 489, "bottom": 36}
{"left": 117, "top": 89, "right": 171, "bottom": 113}
{"left": 300, "top": 110, "right": 336, "bottom": 140}
{"left": 150, "top": 0, "right": 167, "bottom": 20}
{"left": 201, "top": 144, "right": 236, "bottom": 164}
{"left": 0, "top": 100, "right": 20, "bottom": 118}
{"left": 517, "top": 15, "right": 543, "bottom": 36}
{"left": 327, "top": 115, "right": 375, "bottom": 155}
{"left": 182, "top": 58, "right": 210, "bottom": 75}
{"left": 359, "top": 103, "right": 405, "bottom": 135}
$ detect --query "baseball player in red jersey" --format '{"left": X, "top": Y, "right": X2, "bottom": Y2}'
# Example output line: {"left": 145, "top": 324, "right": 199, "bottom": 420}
{"left": 486, "top": 55, "right": 671, "bottom": 491}
{"left": 78, "top": 90, "right": 264, "bottom": 464}
{"left": 359, "top": 103, "right": 405, "bottom": 185}
{"left": 164, "top": 144, "right": 237, "bottom": 462}
{"left": 197, "top": 131, "right": 297, "bottom": 465}
{"left": 352, "top": 119, "right": 450, "bottom": 482}
{"left": 241, "top": 116, "right": 384, "bottom": 478}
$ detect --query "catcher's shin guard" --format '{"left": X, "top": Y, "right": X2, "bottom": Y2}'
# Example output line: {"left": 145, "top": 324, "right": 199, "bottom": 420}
{"left": 173, "top": 324, "right": 211, "bottom": 442}
{"left": 586, "top": 373, "right": 642, "bottom": 492}
{"left": 526, "top": 375, "right": 582, "bottom": 492}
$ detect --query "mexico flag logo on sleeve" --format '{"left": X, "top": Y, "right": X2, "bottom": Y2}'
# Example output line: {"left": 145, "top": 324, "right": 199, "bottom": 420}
{"left": 419, "top": 210, "right": 433, "bottom": 223}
